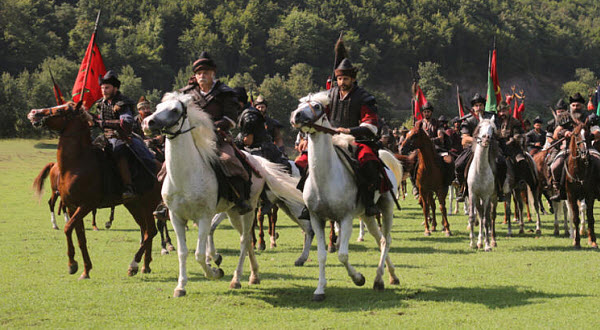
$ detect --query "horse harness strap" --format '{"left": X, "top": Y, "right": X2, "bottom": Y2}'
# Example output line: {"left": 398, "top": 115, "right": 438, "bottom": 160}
{"left": 306, "top": 102, "right": 339, "bottom": 135}
{"left": 163, "top": 101, "right": 196, "bottom": 140}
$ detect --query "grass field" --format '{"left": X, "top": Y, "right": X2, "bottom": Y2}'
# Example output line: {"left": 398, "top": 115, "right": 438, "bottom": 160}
{"left": 1, "top": 139, "right": 599, "bottom": 328}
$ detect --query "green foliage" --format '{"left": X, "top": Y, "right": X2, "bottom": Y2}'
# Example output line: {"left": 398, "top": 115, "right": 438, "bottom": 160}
{"left": 418, "top": 61, "right": 451, "bottom": 111}
{"left": 561, "top": 68, "right": 599, "bottom": 98}
{"left": 118, "top": 65, "right": 144, "bottom": 101}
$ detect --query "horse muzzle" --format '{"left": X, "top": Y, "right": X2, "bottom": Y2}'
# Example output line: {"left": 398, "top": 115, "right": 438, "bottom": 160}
{"left": 27, "top": 110, "right": 45, "bottom": 127}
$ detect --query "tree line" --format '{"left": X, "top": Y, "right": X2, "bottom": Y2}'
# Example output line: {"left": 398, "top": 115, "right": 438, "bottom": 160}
{"left": 1, "top": 0, "right": 599, "bottom": 138}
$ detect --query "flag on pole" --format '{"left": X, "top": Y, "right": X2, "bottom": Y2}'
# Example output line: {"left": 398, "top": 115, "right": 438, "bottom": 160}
{"left": 49, "top": 68, "right": 65, "bottom": 105}
{"left": 456, "top": 86, "right": 465, "bottom": 117}
{"left": 490, "top": 49, "right": 501, "bottom": 104}
{"left": 413, "top": 85, "right": 428, "bottom": 121}
{"left": 72, "top": 14, "right": 105, "bottom": 109}
{"left": 484, "top": 49, "right": 501, "bottom": 113}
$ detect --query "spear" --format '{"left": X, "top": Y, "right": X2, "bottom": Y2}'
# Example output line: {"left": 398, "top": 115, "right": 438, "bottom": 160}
{"left": 79, "top": 10, "right": 101, "bottom": 104}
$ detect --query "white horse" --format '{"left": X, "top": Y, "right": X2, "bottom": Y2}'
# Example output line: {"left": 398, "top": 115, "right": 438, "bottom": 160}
{"left": 143, "top": 92, "right": 305, "bottom": 297}
{"left": 290, "top": 91, "right": 400, "bottom": 301}
{"left": 467, "top": 118, "right": 499, "bottom": 251}
{"left": 357, "top": 149, "right": 404, "bottom": 242}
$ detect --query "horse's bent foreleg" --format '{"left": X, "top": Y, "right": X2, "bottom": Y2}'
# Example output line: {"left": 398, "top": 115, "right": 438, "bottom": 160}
{"left": 337, "top": 216, "right": 364, "bottom": 287}
{"left": 64, "top": 206, "right": 92, "bottom": 276}
{"left": 194, "top": 216, "right": 223, "bottom": 282}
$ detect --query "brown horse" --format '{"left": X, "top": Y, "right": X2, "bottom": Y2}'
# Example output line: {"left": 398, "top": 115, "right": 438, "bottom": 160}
{"left": 29, "top": 102, "right": 161, "bottom": 279}
{"left": 565, "top": 124, "right": 598, "bottom": 248}
{"left": 399, "top": 121, "right": 453, "bottom": 236}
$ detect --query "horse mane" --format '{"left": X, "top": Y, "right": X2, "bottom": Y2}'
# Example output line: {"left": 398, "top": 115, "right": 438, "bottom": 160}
{"left": 472, "top": 118, "right": 498, "bottom": 174}
{"left": 299, "top": 90, "right": 330, "bottom": 107}
{"left": 161, "top": 91, "right": 218, "bottom": 162}
{"left": 332, "top": 133, "right": 355, "bottom": 150}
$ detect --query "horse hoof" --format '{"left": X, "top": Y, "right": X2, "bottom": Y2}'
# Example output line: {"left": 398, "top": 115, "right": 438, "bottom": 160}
{"left": 294, "top": 259, "right": 306, "bottom": 267}
{"left": 216, "top": 268, "right": 224, "bottom": 279}
{"left": 249, "top": 276, "right": 261, "bottom": 285}
{"left": 470, "top": 243, "right": 476, "bottom": 249}
{"left": 353, "top": 274, "right": 366, "bottom": 287}
{"left": 270, "top": 243, "right": 276, "bottom": 249}
{"left": 591, "top": 242, "right": 598, "bottom": 249}
{"left": 553, "top": 230, "right": 559, "bottom": 237}
{"left": 52, "top": 225, "right": 59, "bottom": 230}
{"left": 69, "top": 262, "right": 78, "bottom": 275}
{"left": 167, "top": 243, "right": 176, "bottom": 252}
{"left": 141, "top": 266, "right": 151, "bottom": 274}
{"left": 484, "top": 247, "right": 492, "bottom": 252}
{"left": 128, "top": 266, "right": 139, "bottom": 277}
{"left": 535, "top": 229, "right": 542, "bottom": 235}
{"left": 105, "top": 222, "right": 112, "bottom": 229}
{"left": 257, "top": 243, "right": 265, "bottom": 251}
{"left": 477, "top": 243, "right": 483, "bottom": 249}
{"left": 312, "top": 294, "right": 325, "bottom": 302}
{"left": 214, "top": 254, "right": 223, "bottom": 266}
{"left": 519, "top": 229, "right": 525, "bottom": 235}
{"left": 161, "top": 248, "right": 169, "bottom": 255}
{"left": 424, "top": 231, "right": 431, "bottom": 237}
{"left": 92, "top": 226, "right": 99, "bottom": 232}
{"left": 431, "top": 227, "right": 437, "bottom": 232}
{"left": 328, "top": 245, "right": 336, "bottom": 253}
{"left": 78, "top": 273, "right": 90, "bottom": 280}
{"left": 173, "top": 289, "right": 186, "bottom": 297}
{"left": 390, "top": 278, "right": 400, "bottom": 285}
{"left": 373, "top": 281, "right": 385, "bottom": 291}
{"left": 357, "top": 237, "right": 364, "bottom": 242}
{"left": 445, "top": 230, "right": 452, "bottom": 237}
{"left": 492, "top": 241, "right": 497, "bottom": 247}
{"left": 229, "top": 282, "right": 242, "bottom": 289}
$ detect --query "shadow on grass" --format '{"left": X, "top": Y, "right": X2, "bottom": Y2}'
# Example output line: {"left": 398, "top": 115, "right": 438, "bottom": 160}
{"left": 33, "top": 142, "right": 58, "bottom": 149}
{"left": 415, "top": 285, "right": 586, "bottom": 309}
{"left": 512, "top": 245, "right": 599, "bottom": 252}
{"left": 390, "top": 245, "right": 476, "bottom": 255}
{"left": 223, "top": 284, "right": 416, "bottom": 310}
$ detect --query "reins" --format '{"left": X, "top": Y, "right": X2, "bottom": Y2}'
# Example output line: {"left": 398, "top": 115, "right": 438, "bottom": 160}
{"left": 304, "top": 102, "right": 338, "bottom": 135}
{"left": 162, "top": 101, "right": 196, "bottom": 140}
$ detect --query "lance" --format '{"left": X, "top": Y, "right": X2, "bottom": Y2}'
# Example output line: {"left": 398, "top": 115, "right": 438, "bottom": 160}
{"left": 79, "top": 10, "right": 101, "bottom": 106}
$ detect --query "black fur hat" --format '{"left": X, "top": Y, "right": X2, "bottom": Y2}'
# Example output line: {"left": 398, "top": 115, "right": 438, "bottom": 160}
{"left": 334, "top": 58, "right": 357, "bottom": 78}
{"left": 555, "top": 98, "right": 568, "bottom": 110}
{"left": 422, "top": 102, "right": 434, "bottom": 111}
{"left": 471, "top": 93, "right": 486, "bottom": 106}
{"left": 533, "top": 116, "right": 543, "bottom": 125}
{"left": 193, "top": 51, "right": 217, "bottom": 72}
{"left": 98, "top": 70, "right": 121, "bottom": 88}
{"left": 569, "top": 92, "right": 585, "bottom": 104}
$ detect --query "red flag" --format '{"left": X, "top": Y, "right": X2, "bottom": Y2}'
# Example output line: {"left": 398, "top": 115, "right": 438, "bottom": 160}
{"left": 72, "top": 32, "right": 106, "bottom": 109}
{"left": 512, "top": 97, "right": 520, "bottom": 121}
{"left": 49, "top": 69, "right": 65, "bottom": 105}
{"left": 326, "top": 76, "right": 332, "bottom": 90}
{"left": 414, "top": 85, "right": 428, "bottom": 121}
{"left": 490, "top": 49, "right": 501, "bottom": 104}
{"left": 457, "top": 87, "right": 465, "bottom": 117}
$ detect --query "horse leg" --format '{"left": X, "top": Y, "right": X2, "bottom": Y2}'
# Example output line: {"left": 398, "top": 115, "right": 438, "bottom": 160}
{"left": 337, "top": 216, "right": 364, "bottom": 287}
{"left": 64, "top": 206, "right": 92, "bottom": 277}
{"left": 49, "top": 192, "right": 59, "bottom": 230}
{"left": 294, "top": 219, "right": 313, "bottom": 266}
{"left": 269, "top": 204, "right": 279, "bottom": 248}
{"left": 468, "top": 194, "right": 477, "bottom": 249}
{"left": 328, "top": 221, "right": 337, "bottom": 253}
{"left": 376, "top": 199, "right": 399, "bottom": 285}
{"left": 105, "top": 206, "right": 115, "bottom": 229}
{"left": 73, "top": 218, "right": 93, "bottom": 279}
{"left": 421, "top": 193, "right": 431, "bottom": 236}
{"left": 503, "top": 201, "right": 508, "bottom": 224}
{"left": 164, "top": 220, "right": 175, "bottom": 252}
{"left": 438, "top": 189, "right": 451, "bottom": 236}
{"left": 476, "top": 199, "right": 486, "bottom": 249}
{"left": 157, "top": 219, "right": 168, "bottom": 255}
{"left": 256, "top": 207, "right": 265, "bottom": 251}
{"left": 134, "top": 204, "right": 157, "bottom": 275}
{"left": 357, "top": 220, "right": 366, "bottom": 242}
{"left": 170, "top": 212, "right": 189, "bottom": 297}
{"left": 515, "top": 191, "right": 525, "bottom": 234}
{"left": 449, "top": 185, "right": 454, "bottom": 215}
{"left": 579, "top": 200, "right": 587, "bottom": 237}
{"left": 207, "top": 213, "right": 227, "bottom": 266}
{"left": 586, "top": 199, "right": 597, "bottom": 248}
{"left": 523, "top": 190, "right": 532, "bottom": 223}
{"left": 505, "top": 194, "right": 513, "bottom": 237}
{"left": 568, "top": 195, "right": 581, "bottom": 249}
{"left": 311, "top": 216, "right": 328, "bottom": 301}
{"left": 483, "top": 198, "right": 492, "bottom": 251}
{"left": 227, "top": 211, "right": 257, "bottom": 288}
{"left": 91, "top": 209, "right": 99, "bottom": 231}
{"left": 491, "top": 200, "right": 498, "bottom": 247}
{"left": 429, "top": 194, "right": 437, "bottom": 232}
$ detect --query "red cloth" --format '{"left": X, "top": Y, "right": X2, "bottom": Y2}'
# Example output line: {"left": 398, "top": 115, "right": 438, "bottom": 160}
{"left": 294, "top": 152, "right": 308, "bottom": 171}
{"left": 414, "top": 86, "right": 428, "bottom": 121}
{"left": 356, "top": 143, "right": 379, "bottom": 165}
{"left": 491, "top": 49, "right": 502, "bottom": 104}
{"left": 360, "top": 104, "right": 378, "bottom": 126}
{"left": 72, "top": 32, "right": 106, "bottom": 109}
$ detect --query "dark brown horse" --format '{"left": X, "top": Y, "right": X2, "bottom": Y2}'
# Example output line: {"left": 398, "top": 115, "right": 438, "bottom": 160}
{"left": 29, "top": 102, "right": 161, "bottom": 279}
{"left": 399, "top": 121, "right": 453, "bottom": 236}
{"left": 565, "top": 124, "right": 598, "bottom": 248}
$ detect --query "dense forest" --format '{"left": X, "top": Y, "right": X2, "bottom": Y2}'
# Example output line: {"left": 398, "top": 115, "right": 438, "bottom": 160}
{"left": 1, "top": 0, "right": 599, "bottom": 138}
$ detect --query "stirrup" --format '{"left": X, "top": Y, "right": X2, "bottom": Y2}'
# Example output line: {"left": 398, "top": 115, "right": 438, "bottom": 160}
{"left": 122, "top": 185, "right": 136, "bottom": 201}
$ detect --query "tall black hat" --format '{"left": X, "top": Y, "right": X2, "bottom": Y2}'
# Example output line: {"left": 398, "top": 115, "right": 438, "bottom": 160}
{"left": 334, "top": 58, "right": 357, "bottom": 78}
{"left": 555, "top": 98, "right": 568, "bottom": 110}
{"left": 98, "top": 70, "right": 121, "bottom": 88}
{"left": 422, "top": 102, "right": 434, "bottom": 111}
{"left": 471, "top": 93, "right": 486, "bottom": 106}
{"left": 569, "top": 92, "right": 585, "bottom": 104}
{"left": 193, "top": 51, "right": 217, "bottom": 72}
{"left": 533, "top": 116, "right": 543, "bottom": 125}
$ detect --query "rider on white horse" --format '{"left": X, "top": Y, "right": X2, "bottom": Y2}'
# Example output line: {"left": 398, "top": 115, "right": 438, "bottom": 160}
{"left": 178, "top": 51, "right": 252, "bottom": 214}
{"left": 296, "top": 56, "right": 385, "bottom": 219}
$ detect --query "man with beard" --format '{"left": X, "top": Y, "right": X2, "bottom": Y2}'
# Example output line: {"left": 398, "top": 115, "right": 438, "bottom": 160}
{"left": 494, "top": 101, "right": 525, "bottom": 190}
{"left": 525, "top": 117, "right": 546, "bottom": 155}
{"left": 254, "top": 96, "right": 285, "bottom": 153}
{"left": 454, "top": 93, "right": 506, "bottom": 202}
{"left": 179, "top": 52, "right": 251, "bottom": 214}
{"left": 328, "top": 57, "right": 384, "bottom": 216}
{"left": 549, "top": 93, "right": 588, "bottom": 201}
{"left": 95, "top": 71, "right": 156, "bottom": 200}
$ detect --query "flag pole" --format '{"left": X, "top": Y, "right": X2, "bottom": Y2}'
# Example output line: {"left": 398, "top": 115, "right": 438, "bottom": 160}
{"left": 48, "top": 65, "right": 61, "bottom": 105}
{"left": 79, "top": 10, "right": 101, "bottom": 105}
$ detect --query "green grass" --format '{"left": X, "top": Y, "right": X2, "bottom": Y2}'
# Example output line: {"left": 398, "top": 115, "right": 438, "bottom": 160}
{"left": 1, "top": 139, "right": 599, "bottom": 328}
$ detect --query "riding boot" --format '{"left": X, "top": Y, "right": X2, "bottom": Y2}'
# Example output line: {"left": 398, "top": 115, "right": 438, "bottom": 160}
{"left": 117, "top": 156, "right": 135, "bottom": 201}
{"left": 230, "top": 178, "right": 253, "bottom": 215}
{"left": 360, "top": 161, "right": 381, "bottom": 217}
{"left": 549, "top": 168, "right": 567, "bottom": 201}
{"left": 456, "top": 183, "right": 468, "bottom": 202}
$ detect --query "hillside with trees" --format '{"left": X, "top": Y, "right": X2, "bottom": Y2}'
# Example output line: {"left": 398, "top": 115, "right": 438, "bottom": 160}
{"left": 1, "top": 0, "right": 599, "bottom": 138}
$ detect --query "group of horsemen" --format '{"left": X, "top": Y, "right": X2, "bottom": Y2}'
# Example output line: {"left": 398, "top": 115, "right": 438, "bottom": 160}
{"left": 91, "top": 50, "right": 599, "bottom": 223}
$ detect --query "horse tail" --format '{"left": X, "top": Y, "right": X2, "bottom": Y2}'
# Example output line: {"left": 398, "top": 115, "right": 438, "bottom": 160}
{"left": 33, "top": 162, "right": 54, "bottom": 201}
{"left": 243, "top": 153, "right": 305, "bottom": 208}
{"left": 379, "top": 149, "right": 402, "bottom": 195}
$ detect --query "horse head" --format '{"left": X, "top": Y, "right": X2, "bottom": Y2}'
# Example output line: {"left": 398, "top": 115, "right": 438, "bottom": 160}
{"left": 570, "top": 124, "right": 590, "bottom": 163}
{"left": 474, "top": 118, "right": 496, "bottom": 148}
{"left": 28, "top": 101, "right": 89, "bottom": 132}
{"left": 290, "top": 91, "right": 331, "bottom": 134}
{"left": 143, "top": 92, "right": 199, "bottom": 139}
{"left": 399, "top": 122, "right": 426, "bottom": 155}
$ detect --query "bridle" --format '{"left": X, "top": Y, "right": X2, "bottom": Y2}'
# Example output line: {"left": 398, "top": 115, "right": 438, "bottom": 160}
{"left": 302, "top": 101, "right": 338, "bottom": 135}
{"left": 565, "top": 129, "right": 590, "bottom": 185}
{"left": 160, "top": 100, "right": 196, "bottom": 140}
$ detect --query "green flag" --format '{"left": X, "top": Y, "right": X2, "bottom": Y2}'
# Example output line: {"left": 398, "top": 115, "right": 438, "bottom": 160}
{"left": 484, "top": 68, "right": 497, "bottom": 113}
